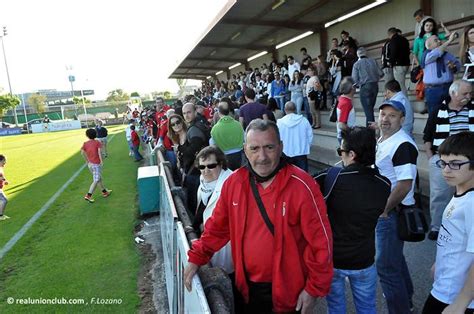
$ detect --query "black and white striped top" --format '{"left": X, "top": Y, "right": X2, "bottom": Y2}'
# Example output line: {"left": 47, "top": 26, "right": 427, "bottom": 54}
{"left": 423, "top": 100, "right": 474, "bottom": 153}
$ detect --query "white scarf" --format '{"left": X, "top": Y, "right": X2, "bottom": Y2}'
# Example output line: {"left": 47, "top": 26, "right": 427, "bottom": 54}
{"left": 198, "top": 178, "right": 217, "bottom": 206}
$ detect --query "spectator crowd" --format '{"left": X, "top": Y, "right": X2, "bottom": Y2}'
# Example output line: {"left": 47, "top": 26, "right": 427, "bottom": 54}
{"left": 123, "top": 10, "right": 474, "bottom": 314}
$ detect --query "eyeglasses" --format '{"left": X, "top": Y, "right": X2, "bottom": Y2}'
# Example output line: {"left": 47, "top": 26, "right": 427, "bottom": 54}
{"left": 170, "top": 121, "right": 181, "bottom": 127}
{"left": 198, "top": 163, "right": 219, "bottom": 170}
{"left": 336, "top": 148, "right": 349, "bottom": 156}
{"left": 435, "top": 159, "right": 474, "bottom": 170}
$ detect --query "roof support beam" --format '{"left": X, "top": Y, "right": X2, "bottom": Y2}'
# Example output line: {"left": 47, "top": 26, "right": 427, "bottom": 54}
{"left": 178, "top": 66, "right": 224, "bottom": 71}
{"left": 199, "top": 43, "right": 272, "bottom": 51}
{"left": 221, "top": 18, "right": 318, "bottom": 31}
{"left": 188, "top": 57, "right": 245, "bottom": 63}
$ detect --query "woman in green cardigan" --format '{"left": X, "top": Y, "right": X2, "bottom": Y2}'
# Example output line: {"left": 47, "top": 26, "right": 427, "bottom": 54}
{"left": 413, "top": 18, "right": 451, "bottom": 65}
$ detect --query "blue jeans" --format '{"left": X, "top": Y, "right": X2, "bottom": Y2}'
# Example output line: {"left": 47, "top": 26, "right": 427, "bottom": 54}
{"left": 291, "top": 93, "right": 303, "bottom": 115}
{"left": 429, "top": 154, "right": 455, "bottom": 230}
{"left": 132, "top": 146, "right": 143, "bottom": 161}
{"left": 326, "top": 264, "right": 377, "bottom": 314}
{"left": 425, "top": 84, "right": 450, "bottom": 115}
{"left": 275, "top": 96, "right": 285, "bottom": 112}
{"left": 375, "top": 211, "right": 414, "bottom": 314}
{"left": 359, "top": 82, "right": 378, "bottom": 125}
{"left": 165, "top": 149, "right": 177, "bottom": 169}
{"left": 302, "top": 96, "right": 313, "bottom": 125}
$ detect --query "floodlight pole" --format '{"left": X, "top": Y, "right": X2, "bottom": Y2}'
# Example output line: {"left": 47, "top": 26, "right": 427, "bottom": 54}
{"left": 81, "top": 89, "right": 88, "bottom": 127}
{"left": 1, "top": 26, "right": 19, "bottom": 126}
{"left": 21, "top": 93, "right": 29, "bottom": 133}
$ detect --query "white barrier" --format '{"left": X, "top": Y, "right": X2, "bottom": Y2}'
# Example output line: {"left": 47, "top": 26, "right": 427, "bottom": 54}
{"left": 176, "top": 222, "right": 211, "bottom": 314}
{"left": 158, "top": 163, "right": 210, "bottom": 313}
{"left": 31, "top": 120, "right": 81, "bottom": 133}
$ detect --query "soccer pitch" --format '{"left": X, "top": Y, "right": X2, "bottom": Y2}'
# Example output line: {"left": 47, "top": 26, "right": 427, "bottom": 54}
{"left": 0, "top": 126, "right": 142, "bottom": 313}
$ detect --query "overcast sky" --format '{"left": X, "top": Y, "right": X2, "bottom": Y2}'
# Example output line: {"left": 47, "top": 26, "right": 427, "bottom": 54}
{"left": 0, "top": 0, "right": 229, "bottom": 99}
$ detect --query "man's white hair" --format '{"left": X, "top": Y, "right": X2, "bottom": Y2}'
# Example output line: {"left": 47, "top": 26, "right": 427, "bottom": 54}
{"left": 449, "top": 80, "right": 470, "bottom": 96}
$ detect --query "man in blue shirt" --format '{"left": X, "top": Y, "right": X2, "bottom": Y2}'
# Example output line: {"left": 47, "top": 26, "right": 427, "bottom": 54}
{"left": 421, "top": 32, "right": 460, "bottom": 115}
{"left": 270, "top": 72, "right": 286, "bottom": 111}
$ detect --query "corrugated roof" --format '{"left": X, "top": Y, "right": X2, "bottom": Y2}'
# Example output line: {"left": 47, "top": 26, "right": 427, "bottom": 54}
{"left": 170, "top": 0, "right": 373, "bottom": 80}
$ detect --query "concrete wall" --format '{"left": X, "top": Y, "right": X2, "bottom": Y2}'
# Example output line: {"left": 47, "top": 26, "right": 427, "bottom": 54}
{"left": 433, "top": 0, "right": 473, "bottom": 22}
{"left": 216, "top": 71, "right": 228, "bottom": 82}
{"left": 276, "top": 33, "right": 321, "bottom": 64}
{"left": 326, "top": 0, "right": 418, "bottom": 47}
{"left": 249, "top": 53, "right": 273, "bottom": 70}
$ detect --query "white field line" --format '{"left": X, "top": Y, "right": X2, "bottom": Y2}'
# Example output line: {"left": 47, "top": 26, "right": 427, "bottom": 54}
{"left": 0, "top": 133, "right": 117, "bottom": 261}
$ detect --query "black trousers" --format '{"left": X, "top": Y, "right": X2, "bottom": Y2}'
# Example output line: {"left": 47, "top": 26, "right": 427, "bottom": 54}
{"left": 423, "top": 294, "right": 474, "bottom": 314}
{"left": 235, "top": 281, "right": 300, "bottom": 314}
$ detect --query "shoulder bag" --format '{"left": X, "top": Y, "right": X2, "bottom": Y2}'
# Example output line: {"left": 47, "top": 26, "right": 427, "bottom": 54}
{"left": 397, "top": 173, "right": 428, "bottom": 242}
{"left": 249, "top": 175, "right": 274, "bottom": 235}
{"left": 323, "top": 167, "right": 342, "bottom": 200}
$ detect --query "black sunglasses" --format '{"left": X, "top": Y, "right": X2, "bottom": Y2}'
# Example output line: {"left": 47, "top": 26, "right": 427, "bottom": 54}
{"left": 170, "top": 121, "right": 181, "bottom": 127}
{"left": 336, "top": 147, "right": 349, "bottom": 156}
{"left": 435, "top": 159, "right": 474, "bottom": 170}
{"left": 198, "top": 163, "right": 219, "bottom": 170}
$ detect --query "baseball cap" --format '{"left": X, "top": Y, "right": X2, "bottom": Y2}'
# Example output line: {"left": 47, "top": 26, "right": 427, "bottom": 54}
{"left": 379, "top": 100, "right": 405, "bottom": 116}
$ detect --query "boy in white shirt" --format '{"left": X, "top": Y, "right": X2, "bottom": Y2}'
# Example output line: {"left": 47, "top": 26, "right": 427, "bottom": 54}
{"left": 422, "top": 132, "right": 474, "bottom": 314}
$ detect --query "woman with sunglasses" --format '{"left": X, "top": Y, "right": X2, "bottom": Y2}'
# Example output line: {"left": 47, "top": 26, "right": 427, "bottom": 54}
{"left": 192, "top": 146, "right": 234, "bottom": 275}
{"left": 167, "top": 114, "right": 188, "bottom": 182}
{"left": 314, "top": 127, "right": 391, "bottom": 314}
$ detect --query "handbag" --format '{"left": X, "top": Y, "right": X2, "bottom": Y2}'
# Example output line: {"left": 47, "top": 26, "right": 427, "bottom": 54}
{"left": 397, "top": 206, "right": 428, "bottom": 242}
{"left": 308, "top": 89, "right": 318, "bottom": 101}
{"left": 410, "top": 66, "right": 422, "bottom": 83}
{"left": 329, "top": 103, "right": 337, "bottom": 123}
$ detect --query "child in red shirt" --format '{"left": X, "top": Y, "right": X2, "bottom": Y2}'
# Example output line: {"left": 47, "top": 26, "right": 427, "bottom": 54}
{"left": 81, "top": 128, "right": 112, "bottom": 203}
{"left": 130, "top": 125, "right": 144, "bottom": 162}
{"left": 0, "top": 154, "right": 10, "bottom": 220}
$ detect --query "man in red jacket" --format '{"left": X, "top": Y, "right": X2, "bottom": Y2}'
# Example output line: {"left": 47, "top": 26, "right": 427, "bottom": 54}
{"left": 184, "top": 119, "right": 333, "bottom": 313}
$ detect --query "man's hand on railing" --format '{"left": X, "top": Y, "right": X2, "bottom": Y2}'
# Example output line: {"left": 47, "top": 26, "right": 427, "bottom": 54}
{"left": 184, "top": 262, "right": 200, "bottom": 292}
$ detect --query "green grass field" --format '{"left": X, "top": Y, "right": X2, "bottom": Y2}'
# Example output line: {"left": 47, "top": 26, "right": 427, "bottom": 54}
{"left": 0, "top": 126, "right": 143, "bottom": 313}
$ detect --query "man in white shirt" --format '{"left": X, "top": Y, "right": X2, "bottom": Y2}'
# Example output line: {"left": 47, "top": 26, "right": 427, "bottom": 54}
{"left": 375, "top": 100, "right": 418, "bottom": 314}
{"left": 287, "top": 55, "right": 301, "bottom": 79}
{"left": 277, "top": 101, "right": 313, "bottom": 172}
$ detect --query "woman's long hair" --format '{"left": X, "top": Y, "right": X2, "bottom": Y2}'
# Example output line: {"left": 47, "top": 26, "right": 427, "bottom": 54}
{"left": 167, "top": 114, "right": 187, "bottom": 144}
{"left": 291, "top": 70, "right": 302, "bottom": 85}
{"left": 459, "top": 24, "right": 474, "bottom": 63}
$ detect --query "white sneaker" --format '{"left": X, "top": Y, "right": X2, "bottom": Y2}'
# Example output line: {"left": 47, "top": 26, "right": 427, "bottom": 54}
{"left": 0, "top": 215, "right": 11, "bottom": 221}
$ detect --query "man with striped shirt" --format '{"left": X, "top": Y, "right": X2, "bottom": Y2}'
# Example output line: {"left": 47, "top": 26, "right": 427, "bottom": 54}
{"left": 423, "top": 80, "right": 474, "bottom": 240}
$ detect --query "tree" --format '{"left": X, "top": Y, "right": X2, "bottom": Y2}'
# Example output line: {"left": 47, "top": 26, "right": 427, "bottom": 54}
{"left": 27, "top": 93, "right": 47, "bottom": 113}
{"left": 106, "top": 89, "right": 130, "bottom": 102}
{"left": 72, "top": 96, "right": 91, "bottom": 106}
{"left": 130, "top": 92, "right": 140, "bottom": 97}
{"left": 0, "top": 94, "right": 20, "bottom": 117}
{"left": 151, "top": 90, "right": 172, "bottom": 99}
{"left": 176, "top": 78, "right": 187, "bottom": 98}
